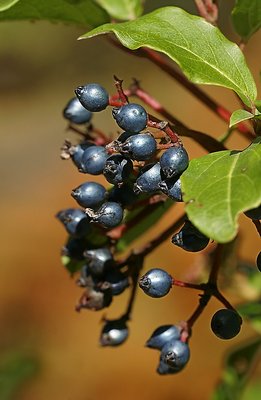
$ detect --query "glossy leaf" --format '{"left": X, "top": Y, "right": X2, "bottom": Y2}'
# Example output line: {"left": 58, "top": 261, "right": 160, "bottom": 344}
{"left": 0, "top": 0, "right": 20, "bottom": 11}
{"left": 81, "top": 6, "right": 257, "bottom": 107}
{"left": 95, "top": 0, "right": 143, "bottom": 20}
{"left": 229, "top": 109, "right": 254, "bottom": 127}
{"left": 232, "top": 0, "right": 261, "bottom": 41}
{"left": 182, "top": 137, "right": 261, "bottom": 242}
{"left": 0, "top": 0, "right": 110, "bottom": 28}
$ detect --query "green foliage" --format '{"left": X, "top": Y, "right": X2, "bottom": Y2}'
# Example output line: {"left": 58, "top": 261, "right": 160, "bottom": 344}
{"left": 232, "top": 0, "right": 261, "bottom": 41}
{"left": 229, "top": 110, "right": 255, "bottom": 127}
{"left": 0, "top": 0, "right": 20, "bottom": 11}
{"left": 182, "top": 137, "right": 261, "bottom": 242}
{"left": 94, "top": 0, "right": 143, "bottom": 21}
{"left": 237, "top": 301, "right": 261, "bottom": 334}
{"left": 81, "top": 6, "right": 257, "bottom": 107}
{"left": 0, "top": 0, "right": 110, "bottom": 28}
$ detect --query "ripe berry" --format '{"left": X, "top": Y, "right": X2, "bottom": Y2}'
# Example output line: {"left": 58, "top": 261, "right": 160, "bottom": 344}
{"left": 160, "top": 146, "right": 189, "bottom": 179}
{"left": 76, "top": 286, "right": 113, "bottom": 311}
{"left": 70, "top": 141, "right": 95, "bottom": 169}
{"left": 112, "top": 103, "right": 147, "bottom": 133}
{"left": 63, "top": 97, "right": 92, "bottom": 124}
{"left": 119, "top": 133, "right": 157, "bottom": 161}
{"left": 80, "top": 145, "right": 109, "bottom": 175}
{"left": 71, "top": 181, "right": 107, "bottom": 209}
{"left": 139, "top": 268, "right": 172, "bottom": 298}
{"left": 108, "top": 184, "right": 138, "bottom": 207}
{"left": 146, "top": 325, "right": 181, "bottom": 350}
{"left": 211, "top": 309, "right": 242, "bottom": 339}
{"left": 100, "top": 319, "right": 129, "bottom": 346}
{"left": 244, "top": 205, "right": 261, "bottom": 220}
{"left": 103, "top": 154, "right": 133, "bottom": 185}
{"left": 75, "top": 83, "right": 109, "bottom": 112}
{"left": 134, "top": 163, "right": 163, "bottom": 194}
{"left": 94, "top": 201, "right": 124, "bottom": 228}
{"left": 56, "top": 208, "right": 91, "bottom": 237}
{"left": 172, "top": 220, "right": 209, "bottom": 252}
{"left": 157, "top": 360, "right": 181, "bottom": 375}
{"left": 160, "top": 340, "right": 190, "bottom": 370}
{"left": 83, "top": 247, "right": 114, "bottom": 276}
{"left": 159, "top": 177, "right": 182, "bottom": 201}
{"left": 257, "top": 252, "right": 261, "bottom": 272}
{"left": 62, "top": 237, "right": 87, "bottom": 260}
{"left": 103, "top": 268, "right": 129, "bottom": 295}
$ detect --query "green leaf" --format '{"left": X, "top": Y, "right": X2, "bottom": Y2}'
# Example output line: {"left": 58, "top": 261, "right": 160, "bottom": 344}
{"left": 229, "top": 109, "right": 254, "bottom": 127}
{"left": 0, "top": 0, "right": 20, "bottom": 11}
{"left": 116, "top": 199, "right": 174, "bottom": 252}
{"left": 81, "top": 6, "right": 257, "bottom": 107}
{"left": 182, "top": 137, "right": 261, "bottom": 242}
{"left": 232, "top": 0, "right": 261, "bottom": 41}
{"left": 94, "top": 0, "right": 143, "bottom": 20}
{"left": 0, "top": 0, "right": 110, "bottom": 28}
{"left": 237, "top": 301, "right": 261, "bottom": 333}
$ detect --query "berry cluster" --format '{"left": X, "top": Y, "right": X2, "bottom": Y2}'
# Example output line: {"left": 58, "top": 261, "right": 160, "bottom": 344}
{"left": 57, "top": 78, "right": 254, "bottom": 374}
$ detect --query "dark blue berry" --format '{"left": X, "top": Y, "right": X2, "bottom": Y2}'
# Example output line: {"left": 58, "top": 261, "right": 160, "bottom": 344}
{"left": 63, "top": 97, "right": 92, "bottom": 124}
{"left": 146, "top": 325, "right": 181, "bottom": 350}
{"left": 103, "top": 268, "right": 129, "bottom": 295}
{"left": 257, "top": 252, "right": 261, "bottom": 272}
{"left": 159, "top": 177, "right": 182, "bottom": 201}
{"left": 76, "top": 286, "right": 113, "bottom": 311}
{"left": 160, "top": 340, "right": 190, "bottom": 370}
{"left": 112, "top": 103, "right": 147, "bottom": 133}
{"left": 244, "top": 205, "right": 261, "bottom": 220}
{"left": 108, "top": 184, "right": 138, "bottom": 207}
{"left": 160, "top": 146, "right": 189, "bottom": 179}
{"left": 71, "top": 181, "right": 107, "bottom": 209}
{"left": 94, "top": 201, "right": 124, "bottom": 228}
{"left": 83, "top": 247, "right": 114, "bottom": 276}
{"left": 70, "top": 141, "right": 95, "bottom": 169}
{"left": 211, "top": 309, "right": 242, "bottom": 339}
{"left": 117, "top": 131, "right": 136, "bottom": 143}
{"left": 62, "top": 237, "right": 87, "bottom": 260}
{"left": 56, "top": 208, "right": 90, "bottom": 237}
{"left": 133, "top": 163, "right": 163, "bottom": 194}
{"left": 103, "top": 154, "right": 133, "bottom": 185}
{"left": 139, "top": 268, "right": 173, "bottom": 298}
{"left": 75, "top": 83, "right": 109, "bottom": 112}
{"left": 119, "top": 133, "right": 157, "bottom": 161}
{"left": 157, "top": 360, "right": 181, "bottom": 375}
{"left": 172, "top": 220, "right": 209, "bottom": 252}
{"left": 80, "top": 145, "right": 109, "bottom": 175}
{"left": 100, "top": 319, "right": 129, "bottom": 346}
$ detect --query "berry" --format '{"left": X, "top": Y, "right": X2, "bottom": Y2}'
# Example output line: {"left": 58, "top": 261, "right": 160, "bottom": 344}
{"left": 56, "top": 208, "right": 91, "bottom": 237}
{"left": 62, "top": 237, "right": 87, "bottom": 260}
{"left": 103, "top": 268, "right": 129, "bottom": 295}
{"left": 211, "top": 309, "right": 242, "bottom": 339}
{"left": 146, "top": 325, "right": 181, "bottom": 350}
{"left": 112, "top": 103, "right": 147, "bottom": 133}
{"left": 76, "top": 286, "right": 113, "bottom": 311}
{"left": 94, "top": 201, "right": 124, "bottom": 228}
{"left": 244, "top": 205, "right": 261, "bottom": 220}
{"left": 157, "top": 360, "right": 181, "bottom": 375}
{"left": 257, "top": 252, "right": 261, "bottom": 272}
{"left": 83, "top": 247, "right": 114, "bottom": 276}
{"left": 80, "top": 145, "right": 109, "bottom": 175}
{"left": 172, "top": 220, "right": 209, "bottom": 252}
{"left": 160, "top": 146, "right": 189, "bottom": 179}
{"left": 75, "top": 83, "right": 109, "bottom": 112}
{"left": 70, "top": 141, "right": 95, "bottom": 169}
{"left": 63, "top": 97, "right": 92, "bottom": 124}
{"left": 159, "top": 177, "right": 182, "bottom": 201}
{"left": 103, "top": 154, "right": 133, "bottom": 185}
{"left": 160, "top": 340, "right": 190, "bottom": 370}
{"left": 71, "top": 181, "right": 107, "bottom": 209}
{"left": 134, "top": 163, "right": 163, "bottom": 194}
{"left": 108, "top": 184, "right": 138, "bottom": 207}
{"left": 100, "top": 319, "right": 129, "bottom": 346}
{"left": 119, "top": 133, "right": 157, "bottom": 161}
{"left": 139, "top": 268, "right": 172, "bottom": 298}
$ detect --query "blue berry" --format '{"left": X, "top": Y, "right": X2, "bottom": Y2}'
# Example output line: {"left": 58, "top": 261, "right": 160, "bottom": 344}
{"left": 103, "top": 154, "right": 133, "bottom": 185}
{"left": 70, "top": 141, "right": 95, "bottom": 169}
{"left": 160, "top": 340, "right": 190, "bottom": 370}
{"left": 159, "top": 177, "right": 182, "bottom": 201}
{"left": 160, "top": 146, "right": 189, "bottom": 179}
{"left": 211, "top": 309, "right": 242, "bottom": 339}
{"left": 157, "top": 360, "right": 181, "bottom": 375}
{"left": 112, "top": 103, "right": 147, "bottom": 133}
{"left": 139, "top": 268, "right": 172, "bottom": 298}
{"left": 75, "top": 83, "right": 109, "bottom": 112}
{"left": 146, "top": 325, "right": 181, "bottom": 350}
{"left": 94, "top": 201, "right": 124, "bottom": 228}
{"left": 80, "top": 145, "right": 109, "bottom": 175}
{"left": 103, "top": 268, "right": 129, "bottom": 295}
{"left": 76, "top": 286, "right": 113, "bottom": 311}
{"left": 83, "top": 247, "right": 114, "bottom": 276}
{"left": 244, "top": 205, "right": 261, "bottom": 220}
{"left": 63, "top": 97, "right": 92, "bottom": 124}
{"left": 56, "top": 208, "right": 90, "bottom": 237}
{"left": 172, "top": 220, "right": 209, "bottom": 252}
{"left": 119, "top": 133, "right": 157, "bottom": 161}
{"left": 134, "top": 163, "right": 163, "bottom": 194}
{"left": 257, "top": 252, "right": 261, "bottom": 272}
{"left": 62, "top": 237, "right": 87, "bottom": 260}
{"left": 108, "top": 184, "right": 138, "bottom": 207}
{"left": 71, "top": 181, "right": 107, "bottom": 209}
{"left": 117, "top": 131, "right": 136, "bottom": 143}
{"left": 100, "top": 319, "right": 129, "bottom": 346}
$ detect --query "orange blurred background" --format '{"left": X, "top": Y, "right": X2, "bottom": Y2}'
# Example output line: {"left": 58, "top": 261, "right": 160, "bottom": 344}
{"left": 0, "top": 1, "right": 260, "bottom": 399}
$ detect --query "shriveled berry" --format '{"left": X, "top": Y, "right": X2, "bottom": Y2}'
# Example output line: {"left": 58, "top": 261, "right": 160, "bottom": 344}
{"left": 112, "top": 103, "right": 147, "bottom": 133}
{"left": 100, "top": 319, "right": 129, "bottom": 346}
{"left": 75, "top": 83, "right": 109, "bottom": 112}
{"left": 63, "top": 97, "right": 92, "bottom": 124}
{"left": 160, "top": 146, "right": 189, "bottom": 178}
{"left": 172, "top": 220, "right": 209, "bottom": 252}
{"left": 159, "top": 177, "right": 182, "bottom": 201}
{"left": 119, "top": 133, "right": 157, "bottom": 161}
{"left": 134, "top": 163, "right": 163, "bottom": 194}
{"left": 71, "top": 181, "right": 107, "bottom": 209}
{"left": 146, "top": 325, "right": 181, "bottom": 350}
{"left": 80, "top": 145, "right": 109, "bottom": 175}
{"left": 56, "top": 208, "right": 91, "bottom": 237}
{"left": 211, "top": 309, "right": 242, "bottom": 339}
{"left": 103, "top": 154, "right": 133, "bottom": 185}
{"left": 139, "top": 268, "right": 172, "bottom": 298}
{"left": 160, "top": 340, "right": 190, "bottom": 370}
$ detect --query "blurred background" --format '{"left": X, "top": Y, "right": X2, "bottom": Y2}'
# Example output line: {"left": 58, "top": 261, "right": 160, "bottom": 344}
{"left": 0, "top": 1, "right": 260, "bottom": 399}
